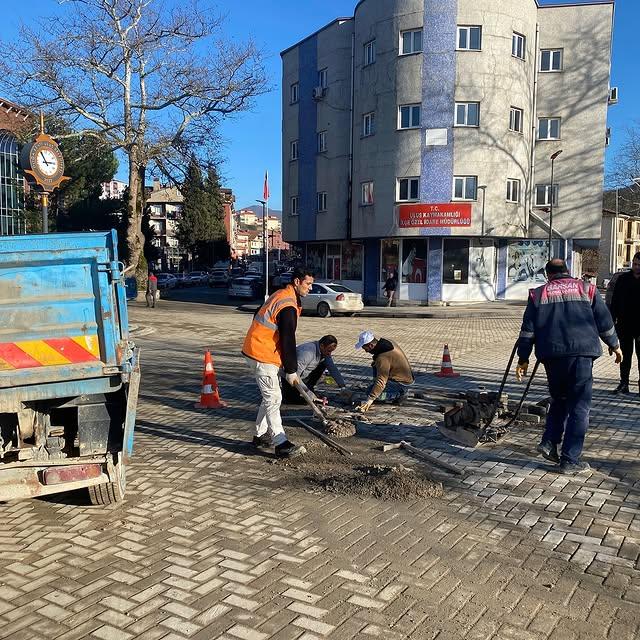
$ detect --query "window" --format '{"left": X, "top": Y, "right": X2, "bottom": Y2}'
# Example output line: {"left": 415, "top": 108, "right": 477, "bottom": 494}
{"left": 290, "top": 140, "right": 298, "bottom": 161}
{"left": 342, "top": 242, "right": 363, "bottom": 280}
{"left": 540, "top": 49, "right": 563, "bottom": 72}
{"left": 443, "top": 239, "right": 470, "bottom": 284}
{"left": 317, "top": 131, "right": 327, "bottom": 153}
{"left": 397, "top": 177, "right": 420, "bottom": 202}
{"left": 318, "top": 68, "right": 328, "bottom": 88}
{"left": 512, "top": 32, "right": 526, "bottom": 59}
{"left": 538, "top": 117, "right": 561, "bottom": 140}
{"left": 317, "top": 192, "right": 327, "bottom": 212}
{"left": 361, "top": 181, "right": 374, "bottom": 205}
{"left": 457, "top": 26, "right": 482, "bottom": 51}
{"left": 506, "top": 179, "right": 520, "bottom": 203}
{"left": 535, "top": 184, "right": 558, "bottom": 206}
{"left": 400, "top": 29, "right": 423, "bottom": 55}
{"left": 362, "top": 112, "right": 375, "bottom": 137}
{"left": 290, "top": 196, "right": 298, "bottom": 216}
{"left": 381, "top": 239, "right": 399, "bottom": 281}
{"left": 364, "top": 40, "right": 376, "bottom": 66}
{"left": 509, "top": 107, "right": 523, "bottom": 133}
{"left": 398, "top": 104, "right": 421, "bottom": 129}
{"left": 290, "top": 82, "right": 299, "bottom": 103}
{"left": 401, "top": 239, "right": 428, "bottom": 283}
{"left": 454, "top": 102, "right": 480, "bottom": 127}
{"left": 453, "top": 176, "right": 477, "bottom": 201}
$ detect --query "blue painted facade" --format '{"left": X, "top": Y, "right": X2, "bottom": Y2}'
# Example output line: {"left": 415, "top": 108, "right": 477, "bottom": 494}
{"left": 364, "top": 238, "right": 380, "bottom": 300}
{"left": 496, "top": 241, "right": 508, "bottom": 300}
{"left": 427, "top": 237, "right": 443, "bottom": 302}
{"left": 297, "top": 36, "right": 318, "bottom": 242}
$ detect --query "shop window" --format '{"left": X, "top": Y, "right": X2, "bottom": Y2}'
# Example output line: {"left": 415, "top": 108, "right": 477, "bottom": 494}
{"left": 381, "top": 239, "right": 399, "bottom": 282}
{"left": 307, "top": 243, "right": 326, "bottom": 279}
{"left": 507, "top": 240, "right": 548, "bottom": 284}
{"left": 401, "top": 239, "right": 428, "bottom": 283}
{"left": 342, "top": 242, "right": 363, "bottom": 280}
{"left": 443, "top": 239, "right": 469, "bottom": 284}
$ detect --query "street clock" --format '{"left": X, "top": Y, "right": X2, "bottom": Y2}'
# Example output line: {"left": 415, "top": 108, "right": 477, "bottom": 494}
{"left": 19, "top": 132, "right": 67, "bottom": 192}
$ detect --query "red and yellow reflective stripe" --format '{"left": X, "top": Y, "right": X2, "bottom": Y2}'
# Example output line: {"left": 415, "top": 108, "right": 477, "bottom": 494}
{"left": 0, "top": 336, "right": 100, "bottom": 370}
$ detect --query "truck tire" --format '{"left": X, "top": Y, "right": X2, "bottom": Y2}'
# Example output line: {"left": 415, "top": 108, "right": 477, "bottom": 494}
{"left": 88, "top": 453, "right": 126, "bottom": 505}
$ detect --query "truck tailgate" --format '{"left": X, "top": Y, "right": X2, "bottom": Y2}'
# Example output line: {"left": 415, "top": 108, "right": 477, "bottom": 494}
{"left": 0, "top": 231, "right": 126, "bottom": 389}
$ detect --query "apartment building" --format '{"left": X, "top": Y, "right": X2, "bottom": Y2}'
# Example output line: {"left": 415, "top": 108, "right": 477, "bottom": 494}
{"left": 281, "top": 0, "right": 615, "bottom": 302}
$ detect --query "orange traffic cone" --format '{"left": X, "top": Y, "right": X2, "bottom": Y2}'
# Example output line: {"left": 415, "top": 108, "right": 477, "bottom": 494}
{"left": 435, "top": 344, "right": 460, "bottom": 378}
{"left": 195, "top": 350, "right": 228, "bottom": 408}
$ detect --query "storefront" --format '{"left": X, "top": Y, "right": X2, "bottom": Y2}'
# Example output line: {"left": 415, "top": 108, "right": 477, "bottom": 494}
{"left": 300, "top": 236, "right": 578, "bottom": 304}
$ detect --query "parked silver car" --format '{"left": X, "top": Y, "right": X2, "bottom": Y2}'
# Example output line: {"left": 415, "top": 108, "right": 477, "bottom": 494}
{"left": 228, "top": 277, "right": 257, "bottom": 299}
{"left": 185, "top": 271, "right": 208, "bottom": 286}
{"left": 208, "top": 269, "right": 229, "bottom": 287}
{"left": 301, "top": 282, "right": 364, "bottom": 317}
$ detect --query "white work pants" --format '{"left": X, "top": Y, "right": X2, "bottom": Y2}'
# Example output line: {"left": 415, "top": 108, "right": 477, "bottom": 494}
{"left": 246, "top": 359, "right": 288, "bottom": 446}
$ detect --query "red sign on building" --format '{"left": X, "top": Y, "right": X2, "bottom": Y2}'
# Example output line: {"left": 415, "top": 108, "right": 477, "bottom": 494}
{"left": 398, "top": 203, "right": 472, "bottom": 228}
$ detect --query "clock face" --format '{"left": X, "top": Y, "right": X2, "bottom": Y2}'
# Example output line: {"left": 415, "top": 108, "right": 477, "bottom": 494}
{"left": 36, "top": 149, "right": 59, "bottom": 177}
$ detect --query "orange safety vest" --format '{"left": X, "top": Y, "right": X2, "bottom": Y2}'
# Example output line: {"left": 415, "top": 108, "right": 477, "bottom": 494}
{"left": 242, "top": 285, "right": 302, "bottom": 366}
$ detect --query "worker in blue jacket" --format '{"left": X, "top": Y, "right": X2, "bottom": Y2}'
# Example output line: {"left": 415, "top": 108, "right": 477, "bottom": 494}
{"left": 516, "top": 258, "right": 622, "bottom": 474}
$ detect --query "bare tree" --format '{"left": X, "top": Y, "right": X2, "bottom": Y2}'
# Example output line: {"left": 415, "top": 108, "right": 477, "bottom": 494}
{"left": 0, "top": 0, "right": 267, "bottom": 270}
{"left": 606, "top": 124, "right": 640, "bottom": 215}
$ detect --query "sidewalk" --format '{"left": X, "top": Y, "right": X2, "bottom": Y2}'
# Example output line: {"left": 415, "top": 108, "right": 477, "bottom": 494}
{"left": 239, "top": 299, "right": 527, "bottom": 319}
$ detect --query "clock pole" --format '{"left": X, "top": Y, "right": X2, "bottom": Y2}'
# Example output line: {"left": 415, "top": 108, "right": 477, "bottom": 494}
{"left": 42, "top": 192, "right": 49, "bottom": 234}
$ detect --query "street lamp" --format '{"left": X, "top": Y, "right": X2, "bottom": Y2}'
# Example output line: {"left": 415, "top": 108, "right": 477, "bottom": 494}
{"left": 477, "top": 185, "right": 487, "bottom": 236}
{"left": 548, "top": 149, "right": 563, "bottom": 260}
{"left": 256, "top": 199, "right": 269, "bottom": 301}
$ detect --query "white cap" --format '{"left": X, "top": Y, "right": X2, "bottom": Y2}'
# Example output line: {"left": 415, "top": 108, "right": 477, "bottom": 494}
{"left": 355, "top": 330, "right": 375, "bottom": 350}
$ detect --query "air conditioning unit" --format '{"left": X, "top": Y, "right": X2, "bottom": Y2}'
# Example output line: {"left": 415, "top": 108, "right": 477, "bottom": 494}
{"left": 608, "top": 86, "right": 619, "bottom": 105}
{"left": 312, "top": 86, "right": 325, "bottom": 100}
{"left": 606, "top": 127, "right": 611, "bottom": 146}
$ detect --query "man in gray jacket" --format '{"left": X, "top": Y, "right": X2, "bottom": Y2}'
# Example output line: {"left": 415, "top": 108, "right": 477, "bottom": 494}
{"left": 281, "top": 335, "right": 347, "bottom": 404}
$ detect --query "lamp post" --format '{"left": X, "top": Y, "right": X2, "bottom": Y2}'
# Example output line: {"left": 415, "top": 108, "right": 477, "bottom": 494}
{"left": 478, "top": 185, "right": 487, "bottom": 236}
{"left": 548, "top": 149, "right": 563, "bottom": 260}
{"left": 256, "top": 199, "right": 268, "bottom": 301}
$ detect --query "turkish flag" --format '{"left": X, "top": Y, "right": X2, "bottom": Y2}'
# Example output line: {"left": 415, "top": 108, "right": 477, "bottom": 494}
{"left": 263, "top": 170, "right": 269, "bottom": 200}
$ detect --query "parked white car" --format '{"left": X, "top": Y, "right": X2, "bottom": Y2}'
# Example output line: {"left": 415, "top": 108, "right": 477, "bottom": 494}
{"left": 156, "top": 273, "right": 177, "bottom": 289}
{"left": 301, "top": 282, "right": 364, "bottom": 317}
{"left": 186, "top": 271, "right": 208, "bottom": 285}
{"left": 208, "top": 269, "right": 229, "bottom": 287}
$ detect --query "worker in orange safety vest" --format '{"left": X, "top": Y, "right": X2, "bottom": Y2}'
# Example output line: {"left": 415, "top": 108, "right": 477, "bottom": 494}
{"left": 242, "top": 267, "right": 314, "bottom": 458}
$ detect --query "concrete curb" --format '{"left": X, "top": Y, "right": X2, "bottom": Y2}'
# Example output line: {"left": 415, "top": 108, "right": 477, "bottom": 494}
{"left": 236, "top": 304, "right": 524, "bottom": 320}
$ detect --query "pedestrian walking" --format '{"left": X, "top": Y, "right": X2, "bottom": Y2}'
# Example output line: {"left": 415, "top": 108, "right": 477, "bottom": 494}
{"left": 609, "top": 252, "right": 640, "bottom": 394}
{"left": 516, "top": 259, "right": 622, "bottom": 474}
{"left": 242, "top": 267, "right": 314, "bottom": 458}
{"left": 354, "top": 331, "right": 414, "bottom": 413}
{"left": 146, "top": 272, "right": 158, "bottom": 308}
{"left": 382, "top": 271, "right": 398, "bottom": 307}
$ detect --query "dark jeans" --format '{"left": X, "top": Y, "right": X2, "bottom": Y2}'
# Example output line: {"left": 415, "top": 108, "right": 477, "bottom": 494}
{"left": 618, "top": 332, "right": 640, "bottom": 384}
{"left": 281, "top": 361, "right": 325, "bottom": 404}
{"left": 542, "top": 356, "right": 593, "bottom": 465}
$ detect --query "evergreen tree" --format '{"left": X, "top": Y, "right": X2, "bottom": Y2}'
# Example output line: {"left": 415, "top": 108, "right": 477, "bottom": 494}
{"left": 177, "top": 157, "right": 229, "bottom": 266}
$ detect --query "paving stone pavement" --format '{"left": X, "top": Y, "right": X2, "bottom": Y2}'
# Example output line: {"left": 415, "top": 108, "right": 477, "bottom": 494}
{"left": 0, "top": 298, "right": 639, "bottom": 640}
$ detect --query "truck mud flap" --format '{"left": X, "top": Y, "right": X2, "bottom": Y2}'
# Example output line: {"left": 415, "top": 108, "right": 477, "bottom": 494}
{"left": 122, "top": 349, "right": 141, "bottom": 464}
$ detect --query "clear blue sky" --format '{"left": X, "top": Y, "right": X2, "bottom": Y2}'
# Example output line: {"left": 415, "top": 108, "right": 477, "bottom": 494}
{"left": 2, "top": 0, "right": 637, "bottom": 209}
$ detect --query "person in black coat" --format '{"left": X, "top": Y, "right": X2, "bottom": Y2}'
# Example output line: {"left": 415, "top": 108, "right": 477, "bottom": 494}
{"left": 610, "top": 252, "right": 640, "bottom": 394}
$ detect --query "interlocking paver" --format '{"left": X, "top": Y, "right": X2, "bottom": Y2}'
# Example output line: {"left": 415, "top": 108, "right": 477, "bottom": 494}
{"left": 1, "top": 301, "right": 639, "bottom": 639}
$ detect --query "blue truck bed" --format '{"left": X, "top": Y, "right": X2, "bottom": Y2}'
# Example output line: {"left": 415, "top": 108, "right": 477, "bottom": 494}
{"left": 0, "top": 230, "right": 140, "bottom": 503}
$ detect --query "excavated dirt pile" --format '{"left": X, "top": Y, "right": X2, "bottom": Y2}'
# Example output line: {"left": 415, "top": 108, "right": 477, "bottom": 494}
{"left": 275, "top": 446, "right": 443, "bottom": 501}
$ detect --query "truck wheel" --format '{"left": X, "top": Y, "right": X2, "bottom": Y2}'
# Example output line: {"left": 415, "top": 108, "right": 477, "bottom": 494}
{"left": 317, "top": 302, "right": 331, "bottom": 318}
{"left": 88, "top": 453, "right": 126, "bottom": 505}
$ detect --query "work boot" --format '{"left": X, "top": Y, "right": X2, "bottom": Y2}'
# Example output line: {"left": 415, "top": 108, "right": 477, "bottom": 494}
{"left": 252, "top": 435, "right": 271, "bottom": 450}
{"left": 536, "top": 440, "right": 560, "bottom": 464}
{"left": 612, "top": 381, "right": 630, "bottom": 394}
{"left": 391, "top": 394, "right": 407, "bottom": 406}
{"left": 275, "top": 440, "right": 306, "bottom": 458}
{"left": 559, "top": 460, "right": 591, "bottom": 475}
